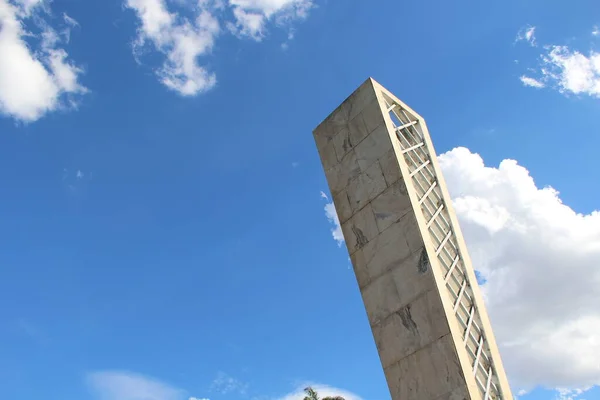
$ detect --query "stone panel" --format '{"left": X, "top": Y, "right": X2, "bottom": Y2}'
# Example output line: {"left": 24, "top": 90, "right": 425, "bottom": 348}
{"left": 350, "top": 247, "right": 370, "bottom": 289}
{"left": 361, "top": 270, "right": 403, "bottom": 326}
{"left": 341, "top": 203, "right": 379, "bottom": 255}
{"left": 403, "top": 212, "right": 425, "bottom": 254}
{"left": 348, "top": 112, "right": 370, "bottom": 148}
{"left": 344, "top": 79, "right": 379, "bottom": 122}
{"left": 380, "top": 148, "right": 402, "bottom": 186}
{"left": 433, "top": 385, "right": 470, "bottom": 400}
{"left": 332, "top": 114, "right": 368, "bottom": 161}
{"left": 314, "top": 79, "right": 377, "bottom": 145}
{"left": 361, "top": 215, "right": 413, "bottom": 281}
{"left": 346, "top": 161, "right": 387, "bottom": 214}
{"left": 361, "top": 97, "right": 387, "bottom": 133}
{"left": 313, "top": 119, "right": 337, "bottom": 151}
{"left": 384, "top": 334, "right": 466, "bottom": 400}
{"left": 373, "top": 290, "right": 450, "bottom": 369}
{"left": 332, "top": 127, "right": 353, "bottom": 162}
{"left": 317, "top": 138, "right": 338, "bottom": 171}
{"left": 354, "top": 124, "right": 393, "bottom": 171}
{"left": 324, "top": 149, "right": 361, "bottom": 194}
{"left": 371, "top": 179, "right": 412, "bottom": 233}
{"left": 390, "top": 248, "right": 436, "bottom": 308}
{"left": 331, "top": 189, "right": 352, "bottom": 225}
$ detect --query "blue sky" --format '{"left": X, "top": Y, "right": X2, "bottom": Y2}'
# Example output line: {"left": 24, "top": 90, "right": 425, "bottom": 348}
{"left": 0, "top": 1, "right": 599, "bottom": 400}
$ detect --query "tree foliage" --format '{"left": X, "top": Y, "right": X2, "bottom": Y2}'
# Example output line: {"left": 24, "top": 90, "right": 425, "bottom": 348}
{"left": 303, "top": 387, "right": 345, "bottom": 400}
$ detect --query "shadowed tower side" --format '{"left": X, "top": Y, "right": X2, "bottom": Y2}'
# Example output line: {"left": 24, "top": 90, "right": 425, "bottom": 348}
{"left": 312, "top": 78, "right": 513, "bottom": 400}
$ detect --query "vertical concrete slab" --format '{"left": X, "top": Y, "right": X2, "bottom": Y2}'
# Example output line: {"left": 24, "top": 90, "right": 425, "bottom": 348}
{"left": 312, "top": 78, "right": 513, "bottom": 400}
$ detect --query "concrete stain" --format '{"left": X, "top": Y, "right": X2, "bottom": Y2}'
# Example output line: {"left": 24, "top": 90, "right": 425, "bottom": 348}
{"left": 398, "top": 304, "right": 419, "bottom": 335}
{"left": 418, "top": 248, "right": 430, "bottom": 274}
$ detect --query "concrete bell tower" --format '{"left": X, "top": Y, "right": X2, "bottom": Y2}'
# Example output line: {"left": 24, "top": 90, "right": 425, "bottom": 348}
{"left": 313, "top": 78, "right": 513, "bottom": 400}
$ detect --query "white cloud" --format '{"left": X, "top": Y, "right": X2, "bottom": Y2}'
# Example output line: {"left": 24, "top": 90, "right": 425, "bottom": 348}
{"left": 438, "top": 147, "right": 600, "bottom": 391}
{"left": 519, "top": 75, "right": 545, "bottom": 88}
{"left": 189, "top": 398, "right": 209, "bottom": 400}
{"left": 324, "top": 202, "right": 343, "bottom": 246}
{"left": 0, "top": 0, "right": 87, "bottom": 123}
{"left": 227, "top": 0, "right": 312, "bottom": 40}
{"left": 555, "top": 388, "right": 590, "bottom": 400}
{"left": 516, "top": 25, "right": 537, "bottom": 46}
{"left": 281, "top": 29, "right": 294, "bottom": 50}
{"left": 13, "top": 0, "right": 42, "bottom": 15}
{"left": 318, "top": 146, "right": 600, "bottom": 391}
{"left": 210, "top": 372, "right": 248, "bottom": 395}
{"left": 320, "top": 191, "right": 344, "bottom": 246}
{"left": 517, "top": 27, "right": 600, "bottom": 97}
{"left": 539, "top": 46, "right": 600, "bottom": 97}
{"left": 276, "top": 384, "right": 362, "bottom": 400}
{"left": 125, "top": 0, "right": 312, "bottom": 94}
{"left": 62, "top": 12, "right": 80, "bottom": 43}
{"left": 592, "top": 26, "right": 599, "bottom": 37}
{"left": 87, "top": 371, "right": 185, "bottom": 400}
{"left": 63, "top": 12, "right": 78, "bottom": 27}
{"left": 124, "top": 0, "right": 220, "bottom": 96}
{"left": 228, "top": 7, "right": 265, "bottom": 39}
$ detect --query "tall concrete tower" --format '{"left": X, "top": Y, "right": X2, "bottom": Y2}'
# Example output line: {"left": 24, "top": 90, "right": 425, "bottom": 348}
{"left": 313, "top": 78, "right": 513, "bottom": 400}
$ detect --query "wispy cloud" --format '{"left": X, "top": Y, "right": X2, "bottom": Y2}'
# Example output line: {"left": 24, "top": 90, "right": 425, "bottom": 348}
{"left": 61, "top": 12, "right": 80, "bottom": 43}
{"left": 320, "top": 191, "right": 344, "bottom": 247}
{"left": 555, "top": 388, "right": 590, "bottom": 400}
{"left": 0, "top": 0, "right": 88, "bottom": 123}
{"left": 87, "top": 371, "right": 208, "bottom": 400}
{"left": 227, "top": 0, "right": 312, "bottom": 41}
{"left": 210, "top": 372, "right": 248, "bottom": 395}
{"left": 516, "top": 25, "right": 537, "bottom": 46}
{"left": 87, "top": 371, "right": 184, "bottom": 400}
{"left": 592, "top": 25, "right": 599, "bottom": 37}
{"left": 517, "top": 27, "right": 600, "bottom": 98}
{"left": 519, "top": 75, "right": 545, "bottom": 88}
{"left": 281, "top": 30, "right": 295, "bottom": 50}
{"left": 62, "top": 168, "right": 91, "bottom": 194}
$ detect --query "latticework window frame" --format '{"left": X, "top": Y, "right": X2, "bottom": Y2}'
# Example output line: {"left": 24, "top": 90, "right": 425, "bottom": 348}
{"left": 381, "top": 93, "right": 504, "bottom": 400}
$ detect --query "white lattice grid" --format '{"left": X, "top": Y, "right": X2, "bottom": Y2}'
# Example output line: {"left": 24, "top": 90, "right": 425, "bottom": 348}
{"left": 381, "top": 93, "right": 503, "bottom": 400}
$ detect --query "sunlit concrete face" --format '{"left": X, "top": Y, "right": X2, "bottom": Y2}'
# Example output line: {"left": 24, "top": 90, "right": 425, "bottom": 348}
{"left": 312, "top": 79, "right": 513, "bottom": 400}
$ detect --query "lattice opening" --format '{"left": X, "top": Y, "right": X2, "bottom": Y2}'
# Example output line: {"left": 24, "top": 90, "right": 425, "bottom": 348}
{"left": 382, "top": 93, "right": 505, "bottom": 400}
